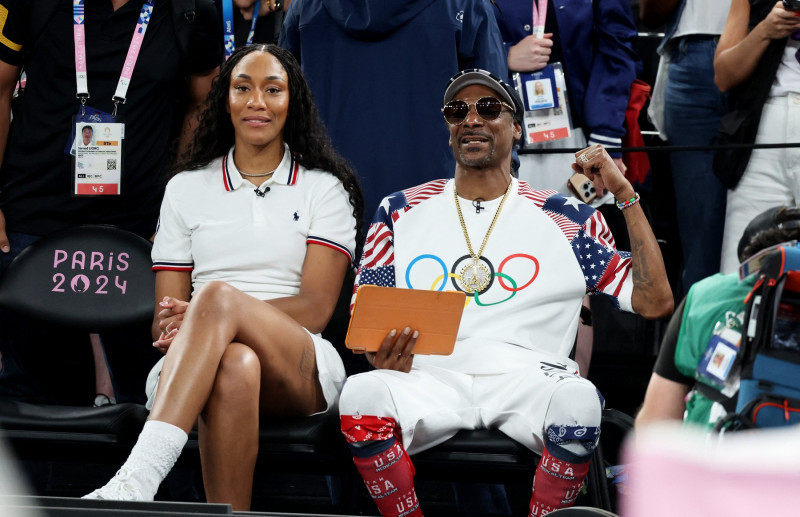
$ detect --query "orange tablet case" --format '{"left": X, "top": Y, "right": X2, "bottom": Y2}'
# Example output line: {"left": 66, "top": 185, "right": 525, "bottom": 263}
{"left": 345, "top": 285, "right": 466, "bottom": 355}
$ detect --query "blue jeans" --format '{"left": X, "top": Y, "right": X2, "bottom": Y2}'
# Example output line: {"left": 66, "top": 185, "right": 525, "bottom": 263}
{"left": 664, "top": 37, "right": 729, "bottom": 295}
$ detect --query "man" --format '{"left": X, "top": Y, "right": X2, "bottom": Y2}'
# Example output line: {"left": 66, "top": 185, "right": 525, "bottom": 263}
{"left": 636, "top": 205, "right": 800, "bottom": 430}
{"left": 0, "top": 0, "right": 222, "bottom": 405}
{"left": 81, "top": 126, "right": 93, "bottom": 147}
{"left": 279, "top": 0, "right": 508, "bottom": 220}
{"left": 339, "top": 69, "right": 673, "bottom": 517}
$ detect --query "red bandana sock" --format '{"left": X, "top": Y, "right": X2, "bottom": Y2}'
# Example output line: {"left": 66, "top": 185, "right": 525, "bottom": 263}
{"left": 529, "top": 445, "right": 591, "bottom": 516}
{"left": 352, "top": 440, "right": 422, "bottom": 517}
{"left": 342, "top": 415, "right": 422, "bottom": 516}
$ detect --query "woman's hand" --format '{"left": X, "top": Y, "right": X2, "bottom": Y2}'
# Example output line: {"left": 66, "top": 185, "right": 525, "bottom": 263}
{"left": 507, "top": 34, "right": 553, "bottom": 72}
{"left": 366, "top": 327, "right": 419, "bottom": 373}
{"left": 153, "top": 296, "right": 189, "bottom": 354}
{"left": 573, "top": 145, "right": 634, "bottom": 203}
{"left": 756, "top": 1, "right": 800, "bottom": 40}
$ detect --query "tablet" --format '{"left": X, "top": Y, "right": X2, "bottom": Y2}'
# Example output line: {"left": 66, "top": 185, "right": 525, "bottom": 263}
{"left": 345, "top": 285, "right": 466, "bottom": 355}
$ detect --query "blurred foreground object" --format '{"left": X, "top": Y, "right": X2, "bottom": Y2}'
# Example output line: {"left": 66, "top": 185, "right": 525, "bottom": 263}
{"left": 622, "top": 422, "right": 800, "bottom": 517}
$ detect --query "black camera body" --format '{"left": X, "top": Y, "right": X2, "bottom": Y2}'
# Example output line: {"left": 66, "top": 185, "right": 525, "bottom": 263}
{"left": 783, "top": 0, "right": 800, "bottom": 12}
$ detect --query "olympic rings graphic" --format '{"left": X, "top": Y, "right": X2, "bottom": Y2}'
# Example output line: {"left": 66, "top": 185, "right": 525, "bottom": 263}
{"left": 472, "top": 273, "right": 516, "bottom": 306}
{"left": 405, "top": 254, "right": 448, "bottom": 291}
{"left": 450, "top": 254, "right": 495, "bottom": 294}
{"left": 497, "top": 253, "right": 539, "bottom": 291}
{"left": 405, "top": 253, "right": 539, "bottom": 305}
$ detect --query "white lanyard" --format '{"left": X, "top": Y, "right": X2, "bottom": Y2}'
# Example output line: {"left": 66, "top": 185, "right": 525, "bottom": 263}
{"left": 73, "top": 0, "right": 156, "bottom": 115}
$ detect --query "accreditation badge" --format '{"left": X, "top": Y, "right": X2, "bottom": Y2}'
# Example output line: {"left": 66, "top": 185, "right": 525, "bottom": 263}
{"left": 696, "top": 326, "right": 742, "bottom": 396}
{"left": 514, "top": 63, "right": 573, "bottom": 146}
{"left": 72, "top": 120, "right": 125, "bottom": 196}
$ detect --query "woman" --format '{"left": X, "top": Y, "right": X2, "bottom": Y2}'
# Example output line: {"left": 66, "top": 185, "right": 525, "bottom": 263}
{"left": 84, "top": 44, "right": 363, "bottom": 510}
{"left": 715, "top": 0, "right": 800, "bottom": 273}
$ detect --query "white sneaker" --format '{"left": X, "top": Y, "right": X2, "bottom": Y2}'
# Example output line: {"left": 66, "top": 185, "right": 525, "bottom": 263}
{"left": 82, "top": 467, "right": 146, "bottom": 501}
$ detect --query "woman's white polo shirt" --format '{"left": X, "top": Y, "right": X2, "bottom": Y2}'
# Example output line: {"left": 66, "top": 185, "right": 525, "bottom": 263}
{"left": 152, "top": 145, "right": 356, "bottom": 301}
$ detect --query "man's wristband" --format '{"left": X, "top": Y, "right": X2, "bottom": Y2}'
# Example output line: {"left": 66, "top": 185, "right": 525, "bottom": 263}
{"left": 615, "top": 192, "right": 640, "bottom": 210}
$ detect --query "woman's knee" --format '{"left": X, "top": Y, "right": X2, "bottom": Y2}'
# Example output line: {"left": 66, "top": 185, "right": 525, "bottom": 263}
{"left": 212, "top": 343, "right": 261, "bottom": 401}
{"left": 189, "top": 281, "right": 241, "bottom": 316}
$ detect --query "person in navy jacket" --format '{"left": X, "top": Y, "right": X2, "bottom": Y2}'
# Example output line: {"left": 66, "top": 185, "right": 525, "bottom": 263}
{"left": 279, "top": 0, "right": 509, "bottom": 220}
{"left": 492, "top": 0, "right": 640, "bottom": 192}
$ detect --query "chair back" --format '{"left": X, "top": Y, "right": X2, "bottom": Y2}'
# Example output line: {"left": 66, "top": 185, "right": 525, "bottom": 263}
{"left": 0, "top": 225, "right": 154, "bottom": 331}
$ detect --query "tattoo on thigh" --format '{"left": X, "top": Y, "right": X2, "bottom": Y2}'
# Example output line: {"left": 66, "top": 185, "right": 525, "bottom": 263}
{"left": 299, "top": 340, "right": 318, "bottom": 381}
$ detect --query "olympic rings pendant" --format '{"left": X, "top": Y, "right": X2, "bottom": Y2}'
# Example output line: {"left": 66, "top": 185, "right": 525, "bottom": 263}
{"left": 459, "top": 259, "right": 491, "bottom": 293}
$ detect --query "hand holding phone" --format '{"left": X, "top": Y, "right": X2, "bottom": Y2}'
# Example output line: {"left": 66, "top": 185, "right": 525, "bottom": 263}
{"left": 567, "top": 172, "right": 597, "bottom": 203}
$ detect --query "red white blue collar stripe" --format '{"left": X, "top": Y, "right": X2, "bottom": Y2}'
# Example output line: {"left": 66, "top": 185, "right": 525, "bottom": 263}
{"left": 222, "top": 149, "right": 298, "bottom": 191}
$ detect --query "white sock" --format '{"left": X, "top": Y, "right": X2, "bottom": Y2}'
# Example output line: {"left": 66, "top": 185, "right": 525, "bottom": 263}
{"left": 116, "top": 420, "right": 188, "bottom": 500}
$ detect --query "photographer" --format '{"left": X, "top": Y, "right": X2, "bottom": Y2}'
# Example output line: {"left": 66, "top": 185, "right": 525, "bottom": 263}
{"left": 636, "top": 206, "right": 800, "bottom": 430}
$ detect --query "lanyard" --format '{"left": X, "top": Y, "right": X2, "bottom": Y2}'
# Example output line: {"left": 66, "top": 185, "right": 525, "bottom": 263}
{"left": 73, "top": 0, "right": 156, "bottom": 116}
{"left": 223, "top": 0, "right": 261, "bottom": 60}
{"left": 532, "top": 0, "right": 547, "bottom": 39}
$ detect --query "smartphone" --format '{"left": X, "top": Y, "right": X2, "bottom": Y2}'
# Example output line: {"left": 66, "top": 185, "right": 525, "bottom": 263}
{"left": 783, "top": 0, "right": 800, "bottom": 11}
{"left": 567, "top": 172, "right": 597, "bottom": 203}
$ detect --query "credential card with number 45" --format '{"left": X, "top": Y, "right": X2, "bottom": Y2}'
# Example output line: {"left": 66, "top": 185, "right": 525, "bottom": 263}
{"left": 73, "top": 122, "right": 124, "bottom": 196}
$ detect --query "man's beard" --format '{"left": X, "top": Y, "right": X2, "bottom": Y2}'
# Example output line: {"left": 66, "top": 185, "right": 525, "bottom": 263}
{"left": 457, "top": 134, "right": 495, "bottom": 169}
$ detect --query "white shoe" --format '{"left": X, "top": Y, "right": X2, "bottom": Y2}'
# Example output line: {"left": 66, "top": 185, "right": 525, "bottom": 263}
{"left": 82, "top": 467, "right": 146, "bottom": 501}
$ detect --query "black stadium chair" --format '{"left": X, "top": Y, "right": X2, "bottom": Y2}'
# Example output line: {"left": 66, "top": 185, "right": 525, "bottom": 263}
{"left": 0, "top": 225, "right": 156, "bottom": 464}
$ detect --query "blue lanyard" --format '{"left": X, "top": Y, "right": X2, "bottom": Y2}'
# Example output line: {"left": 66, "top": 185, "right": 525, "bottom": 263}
{"left": 223, "top": 0, "right": 261, "bottom": 59}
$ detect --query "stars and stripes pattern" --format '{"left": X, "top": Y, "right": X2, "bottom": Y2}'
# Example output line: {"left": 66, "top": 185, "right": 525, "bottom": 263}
{"left": 353, "top": 179, "right": 632, "bottom": 310}
{"left": 528, "top": 186, "right": 631, "bottom": 304}
{"left": 353, "top": 180, "right": 447, "bottom": 307}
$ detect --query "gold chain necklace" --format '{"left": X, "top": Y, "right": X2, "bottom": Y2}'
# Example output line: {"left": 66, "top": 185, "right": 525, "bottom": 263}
{"left": 453, "top": 179, "right": 513, "bottom": 293}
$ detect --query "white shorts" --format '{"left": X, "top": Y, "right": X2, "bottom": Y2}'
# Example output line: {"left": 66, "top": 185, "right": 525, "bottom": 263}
{"left": 145, "top": 328, "right": 346, "bottom": 414}
{"left": 339, "top": 362, "right": 599, "bottom": 456}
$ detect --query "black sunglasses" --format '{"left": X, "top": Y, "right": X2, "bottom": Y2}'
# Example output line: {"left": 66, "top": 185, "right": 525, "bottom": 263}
{"left": 441, "top": 97, "right": 515, "bottom": 126}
